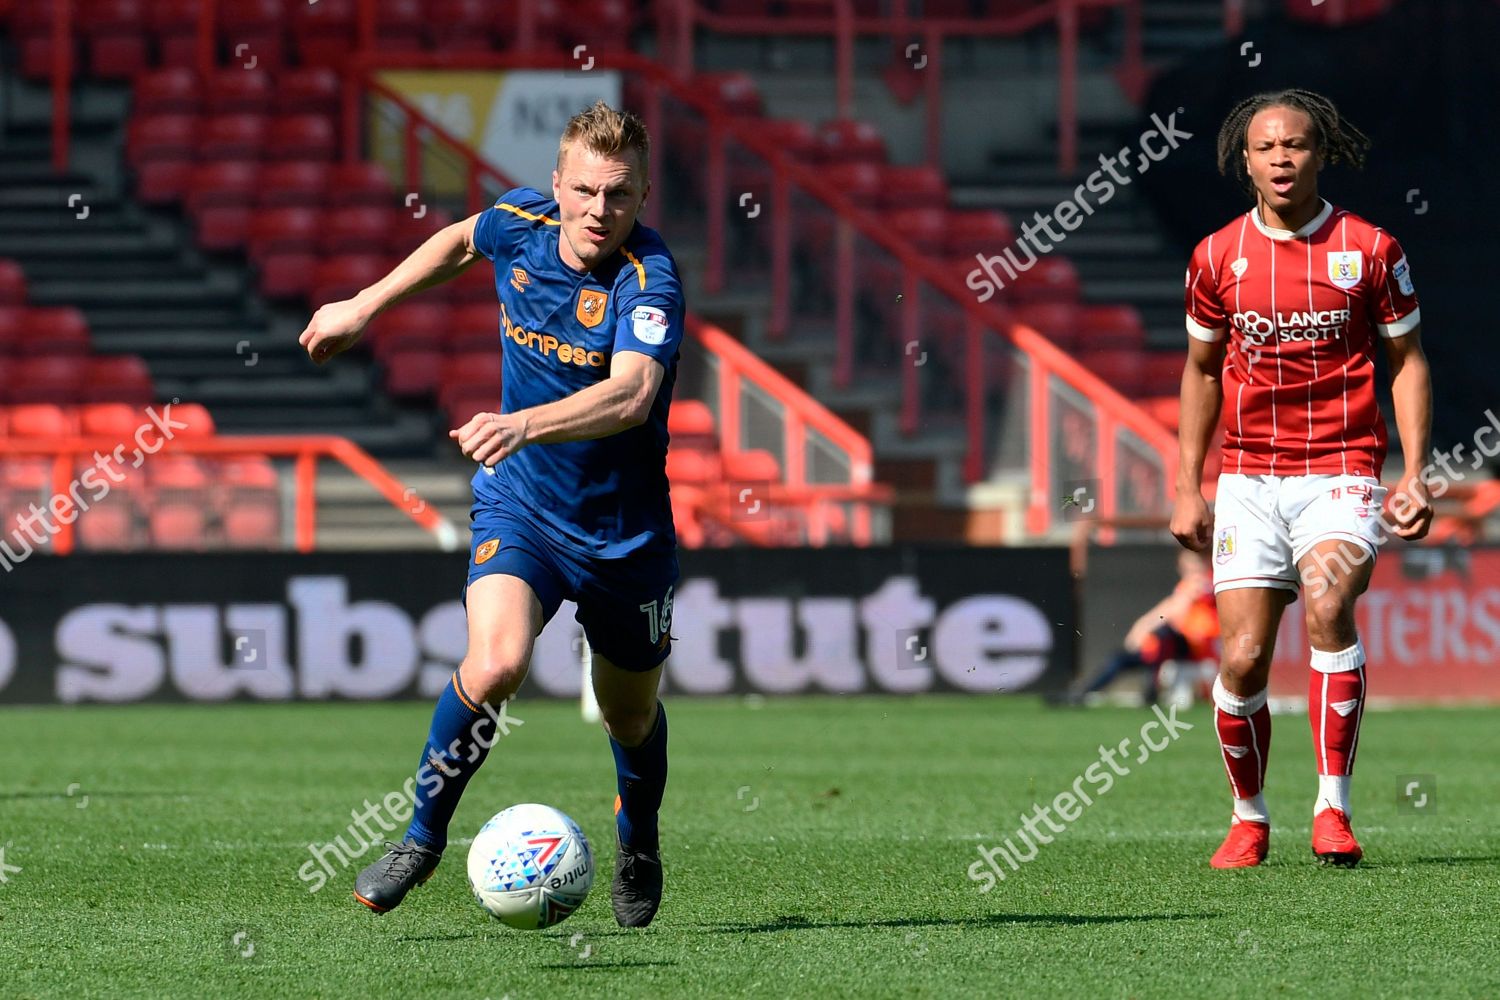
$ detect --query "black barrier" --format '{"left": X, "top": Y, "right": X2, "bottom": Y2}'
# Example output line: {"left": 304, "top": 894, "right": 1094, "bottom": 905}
{"left": 0, "top": 548, "right": 1074, "bottom": 704}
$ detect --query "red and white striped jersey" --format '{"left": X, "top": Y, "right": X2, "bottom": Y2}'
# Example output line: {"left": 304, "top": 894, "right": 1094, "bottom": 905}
{"left": 1184, "top": 199, "right": 1420, "bottom": 477}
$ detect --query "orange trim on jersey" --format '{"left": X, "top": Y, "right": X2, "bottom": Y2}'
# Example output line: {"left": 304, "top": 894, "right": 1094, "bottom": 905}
{"left": 451, "top": 672, "right": 480, "bottom": 713}
{"left": 620, "top": 247, "right": 647, "bottom": 290}
{"left": 495, "top": 202, "right": 560, "bottom": 226}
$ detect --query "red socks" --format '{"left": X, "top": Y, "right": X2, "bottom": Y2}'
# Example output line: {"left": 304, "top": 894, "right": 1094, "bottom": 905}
{"left": 1213, "top": 678, "right": 1271, "bottom": 822}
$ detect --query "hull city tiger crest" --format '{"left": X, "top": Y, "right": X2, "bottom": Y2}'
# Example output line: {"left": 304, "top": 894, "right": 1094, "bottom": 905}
{"left": 576, "top": 289, "right": 609, "bottom": 328}
{"left": 1327, "top": 251, "right": 1362, "bottom": 290}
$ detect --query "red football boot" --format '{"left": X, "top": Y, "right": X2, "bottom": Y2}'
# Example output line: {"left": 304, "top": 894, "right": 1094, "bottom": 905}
{"left": 1312, "top": 808, "right": 1363, "bottom": 867}
{"left": 1210, "top": 817, "right": 1270, "bottom": 869}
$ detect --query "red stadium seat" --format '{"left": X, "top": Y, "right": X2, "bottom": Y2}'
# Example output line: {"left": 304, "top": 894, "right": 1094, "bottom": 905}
{"left": 290, "top": 0, "right": 356, "bottom": 65}
{"left": 128, "top": 115, "right": 196, "bottom": 168}
{"left": 667, "top": 399, "right": 717, "bottom": 441}
{"left": 80, "top": 402, "right": 142, "bottom": 439}
{"left": 0, "top": 308, "right": 23, "bottom": 355}
{"left": 167, "top": 402, "right": 216, "bottom": 437}
{"left": 944, "top": 210, "right": 1017, "bottom": 259}
{"left": 82, "top": 355, "right": 154, "bottom": 405}
{"left": 148, "top": 502, "right": 209, "bottom": 549}
{"left": 1080, "top": 349, "right": 1146, "bottom": 396}
{"left": 564, "top": 0, "right": 635, "bottom": 51}
{"left": 258, "top": 253, "right": 320, "bottom": 299}
{"left": 206, "top": 69, "right": 274, "bottom": 115}
{"left": 272, "top": 69, "right": 342, "bottom": 118}
{"left": 697, "top": 72, "right": 764, "bottom": 117}
{"left": 428, "top": 0, "right": 501, "bottom": 52}
{"left": 1009, "top": 256, "right": 1081, "bottom": 304}
{"left": 0, "top": 261, "right": 25, "bottom": 307}
{"left": 134, "top": 69, "right": 200, "bottom": 116}
{"left": 319, "top": 207, "right": 396, "bottom": 255}
{"left": 220, "top": 0, "right": 289, "bottom": 70}
{"left": 1079, "top": 304, "right": 1147, "bottom": 351}
{"left": 185, "top": 161, "right": 260, "bottom": 215}
{"left": 218, "top": 457, "right": 278, "bottom": 490}
{"left": 150, "top": 456, "right": 208, "bottom": 489}
{"left": 441, "top": 351, "right": 503, "bottom": 390}
{"left": 382, "top": 348, "right": 444, "bottom": 399}
{"left": 222, "top": 499, "right": 281, "bottom": 548}
{"left": 248, "top": 208, "right": 320, "bottom": 263}
{"left": 666, "top": 447, "right": 721, "bottom": 485}
{"left": 151, "top": 0, "right": 206, "bottom": 67}
{"left": 267, "top": 115, "right": 336, "bottom": 162}
{"left": 311, "top": 255, "right": 390, "bottom": 306}
{"left": 1139, "top": 352, "right": 1185, "bottom": 398}
{"left": 82, "top": 0, "right": 149, "bottom": 78}
{"left": 813, "top": 119, "right": 887, "bottom": 165}
{"left": 258, "top": 162, "right": 331, "bottom": 208}
{"left": 374, "top": 325, "right": 447, "bottom": 362}
{"left": 326, "top": 162, "right": 395, "bottom": 209}
{"left": 878, "top": 165, "right": 947, "bottom": 210}
{"left": 8, "top": 403, "right": 77, "bottom": 437}
{"left": 1013, "top": 302, "right": 1083, "bottom": 349}
{"left": 8, "top": 358, "right": 82, "bottom": 405}
{"left": 373, "top": 0, "right": 427, "bottom": 52}
{"left": 371, "top": 303, "right": 451, "bottom": 359}
{"left": 446, "top": 265, "right": 498, "bottom": 305}
{"left": 721, "top": 448, "right": 781, "bottom": 483}
{"left": 451, "top": 303, "right": 500, "bottom": 337}
{"left": 439, "top": 385, "right": 501, "bottom": 428}
{"left": 12, "top": 307, "right": 90, "bottom": 358}
{"left": 78, "top": 501, "right": 141, "bottom": 551}
{"left": 200, "top": 115, "right": 268, "bottom": 162}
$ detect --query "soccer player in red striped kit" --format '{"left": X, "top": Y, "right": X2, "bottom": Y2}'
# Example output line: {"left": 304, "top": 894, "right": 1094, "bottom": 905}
{"left": 1172, "top": 90, "right": 1433, "bottom": 868}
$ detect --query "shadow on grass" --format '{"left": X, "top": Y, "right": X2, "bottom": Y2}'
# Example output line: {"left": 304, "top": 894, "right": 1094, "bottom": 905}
{"left": 698, "top": 912, "right": 1217, "bottom": 935}
{"left": 535, "top": 960, "right": 677, "bottom": 970}
{"left": 1410, "top": 855, "right": 1500, "bottom": 866}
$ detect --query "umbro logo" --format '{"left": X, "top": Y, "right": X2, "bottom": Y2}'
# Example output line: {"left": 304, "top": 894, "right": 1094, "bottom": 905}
{"left": 1330, "top": 698, "right": 1360, "bottom": 717}
{"left": 1224, "top": 745, "right": 1251, "bottom": 759}
{"left": 510, "top": 267, "right": 530, "bottom": 292}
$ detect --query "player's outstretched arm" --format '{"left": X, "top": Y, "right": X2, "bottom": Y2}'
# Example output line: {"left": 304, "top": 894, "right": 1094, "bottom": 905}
{"left": 1170, "top": 335, "right": 1225, "bottom": 551}
{"left": 299, "top": 213, "right": 486, "bottom": 365}
{"left": 1382, "top": 326, "right": 1434, "bottom": 540}
{"left": 451, "top": 351, "right": 665, "bottom": 467}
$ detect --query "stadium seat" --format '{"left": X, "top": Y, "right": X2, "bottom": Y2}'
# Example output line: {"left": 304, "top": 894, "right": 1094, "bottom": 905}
{"left": 151, "top": 0, "right": 206, "bottom": 68}
{"left": 219, "top": 0, "right": 290, "bottom": 70}
{"left": 8, "top": 403, "right": 77, "bottom": 438}
{"left": 1079, "top": 305, "right": 1147, "bottom": 351}
{"left": 878, "top": 165, "right": 947, "bottom": 210}
{"left": 206, "top": 69, "right": 274, "bottom": 115}
{"left": 78, "top": 499, "right": 141, "bottom": 550}
{"left": 667, "top": 399, "right": 718, "bottom": 443}
{"left": 218, "top": 457, "right": 278, "bottom": 491}
{"left": 127, "top": 115, "right": 197, "bottom": 169}
{"left": 373, "top": 0, "right": 427, "bottom": 52}
{"left": 185, "top": 161, "right": 261, "bottom": 215}
{"left": 0, "top": 308, "right": 24, "bottom": 355}
{"left": 290, "top": 0, "right": 356, "bottom": 65}
{"left": 258, "top": 162, "right": 331, "bottom": 208}
{"left": 168, "top": 402, "right": 216, "bottom": 437}
{"left": 382, "top": 349, "right": 444, "bottom": 399}
{"left": 82, "top": 355, "right": 154, "bottom": 405}
{"left": 0, "top": 261, "right": 25, "bottom": 306}
{"left": 563, "top": 0, "right": 635, "bottom": 51}
{"left": 1080, "top": 349, "right": 1146, "bottom": 396}
{"left": 374, "top": 325, "right": 447, "bottom": 362}
{"left": 134, "top": 68, "right": 200, "bottom": 116}
{"left": 666, "top": 447, "right": 721, "bottom": 485}
{"left": 427, "top": 0, "right": 503, "bottom": 52}
{"left": 82, "top": 0, "right": 149, "bottom": 78}
{"left": 697, "top": 72, "right": 764, "bottom": 117}
{"left": 80, "top": 402, "right": 142, "bottom": 439}
{"left": 319, "top": 208, "right": 396, "bottom": 256}
{"left": 721, "top": 448, "right": 781, "bottom": 483}
{"left": 1013, "top": 302, "right": 1083, "bottom": 349}
{"left": 9, "top": 358, "right": 83, "bottom": 405}
{"left": 148, "top": 502, "right": 209, "bottom": 549}
{"left": 311, "top": 256, "right": 390, "bottom": 306}
{"left": 1139, "top": 352, "right": 1184, "bottom": 398}
{"left": 12, "top": 307, "right": 90, "bottom": 357}
{"left": 326, "top": 162, "right": 395, "bottom": 209}
{"left": 272, "top": 69, "right": 342, "bottom": 118}
{"left": 267, "top": 116, "right": 337, "bottom": 162}
{"left": 944, "top": 210, "right": 1018, "bottom": 260}
{"left": 439, "top": 386, "right": 501, "bottom": 429}
{"left": 441, "top": 351, "right": 504, "bottom": 391}
{"left": 451, "top": 303, "right": 500, "bottom": 339}
{"left": 249, "top": 208, "right": 321, "bottom": 263}
{"left": 1009, "top": 257, "right": 1081, "bottom": 304}
{"left": 221, "top": 499, "right": 281, "bottom": 548}
{"left": 371, "top": 303, "right": 451, "bottom": 359}
{"left": 447, "top": 264, "right": 499, "bottom": 305}
{"left": 200, "top": 115, "right": 269, "bottom": 162}
{"left": 813, "top": 119, "right": 888, "bottom": 165}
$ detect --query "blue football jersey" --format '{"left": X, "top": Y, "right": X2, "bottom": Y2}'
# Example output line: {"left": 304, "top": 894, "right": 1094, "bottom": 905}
{"left": 466, "top": 187, "right": 684, "bottom": 558}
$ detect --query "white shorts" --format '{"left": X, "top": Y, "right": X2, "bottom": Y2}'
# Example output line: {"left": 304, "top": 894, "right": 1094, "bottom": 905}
{"left": 1211, "top": 473, "right": 1389, "bottom": 596}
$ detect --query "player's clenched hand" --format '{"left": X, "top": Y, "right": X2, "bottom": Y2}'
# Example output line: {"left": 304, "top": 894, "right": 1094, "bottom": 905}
{"left": 1387, "top": 476, "right": 1433, "bottom": 541}
{"left": 1170, "top": 491, "right": 1213, "bottom": 552}
{"left": 299, "top": 298, "right": 371, "bottom": 365}
{"left": 451, "top": 411, "right": 530, "bottom": 467}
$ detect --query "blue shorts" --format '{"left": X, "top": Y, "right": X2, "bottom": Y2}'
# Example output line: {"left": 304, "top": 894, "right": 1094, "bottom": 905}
{"left": 464, "top": 499, "right": 679, "bottom": 672}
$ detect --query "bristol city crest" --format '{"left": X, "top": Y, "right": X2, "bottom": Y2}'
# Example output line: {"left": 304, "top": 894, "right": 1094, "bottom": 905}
{"left": 1327, "top": 251, "right": 1362, "bottom": 290}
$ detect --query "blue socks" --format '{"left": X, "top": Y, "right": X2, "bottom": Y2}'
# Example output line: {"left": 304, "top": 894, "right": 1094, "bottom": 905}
{"left": 406, "top": 672, "right": 497, "bottom": 852}
{"left": 609, "top": 701, "right": 668, "bottom": 852}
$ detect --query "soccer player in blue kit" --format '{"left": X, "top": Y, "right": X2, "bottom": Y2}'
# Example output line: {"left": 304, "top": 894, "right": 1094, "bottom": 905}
{"left": 299, "top": 102, "right": 682, "bottom": 927}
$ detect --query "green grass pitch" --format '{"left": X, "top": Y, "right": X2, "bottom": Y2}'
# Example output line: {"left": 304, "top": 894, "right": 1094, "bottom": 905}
{"left": 1, "top": 696, "right": 1495, "bottom": 998}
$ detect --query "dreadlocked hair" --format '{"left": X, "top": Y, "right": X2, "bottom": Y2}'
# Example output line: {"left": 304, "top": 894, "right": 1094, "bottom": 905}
{"left": 1215, "top": 89, "right": 1370, "bottom": 196}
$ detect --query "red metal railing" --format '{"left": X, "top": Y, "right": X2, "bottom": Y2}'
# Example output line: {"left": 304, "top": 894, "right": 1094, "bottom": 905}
{"left": 0, "top": 435, "right": 458, "bottom": 554}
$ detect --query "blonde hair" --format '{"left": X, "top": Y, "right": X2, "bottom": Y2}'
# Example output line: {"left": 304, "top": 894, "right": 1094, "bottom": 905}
{"left": 557, "top": 100, "right": 650, "bottom": 177}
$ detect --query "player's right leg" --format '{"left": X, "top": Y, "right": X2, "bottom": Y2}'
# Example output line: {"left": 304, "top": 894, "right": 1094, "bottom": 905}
{"left": 1208, "top": 586, "right": 1291, "bottom": 868}
{"left": 1207, "top": 473, "right": 1297, "bottom": 868}
{"left": 355, "top": 508, "right": 566, "bottom": 914}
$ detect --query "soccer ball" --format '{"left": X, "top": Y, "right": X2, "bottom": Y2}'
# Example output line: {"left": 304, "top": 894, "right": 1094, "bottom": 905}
{"left": 466, "top": 803, "right": 594, "bottom": 929}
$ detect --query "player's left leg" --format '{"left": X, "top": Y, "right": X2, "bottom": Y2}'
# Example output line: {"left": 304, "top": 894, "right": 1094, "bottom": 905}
{"left": 572, "top": 552, "right": 677, "bottom": 927}
{"left": 1291, "top": 475, "right": 1387, "bottom": 867}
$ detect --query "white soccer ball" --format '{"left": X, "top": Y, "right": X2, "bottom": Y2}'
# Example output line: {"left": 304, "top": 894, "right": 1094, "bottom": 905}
{"left": 466, "top": 803, "right": 594, "bottom": 929}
